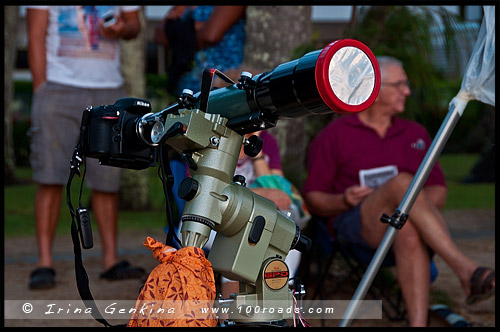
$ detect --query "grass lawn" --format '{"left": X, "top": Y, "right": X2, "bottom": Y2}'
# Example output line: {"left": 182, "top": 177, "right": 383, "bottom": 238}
{"left": 439, "top": 154, "right": 495, "bottom": 209}
{"left": 4, "top": 153, "right": 494, "bottom": 237}
{"left": 4, "top": 166, "right": 170, "bottom": 237}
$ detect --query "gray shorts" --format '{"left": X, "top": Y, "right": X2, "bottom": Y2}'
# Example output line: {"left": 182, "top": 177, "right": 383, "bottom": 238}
{"left": 29, "top": 82, "right": 125, "bottom": 192}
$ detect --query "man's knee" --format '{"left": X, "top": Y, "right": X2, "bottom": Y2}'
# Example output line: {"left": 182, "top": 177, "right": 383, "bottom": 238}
{"left": 391, "top": 172, "right": 413, "bottom": 188}
{"left": 366, "top": 172, "right": 413, "bottom": 208}
{"left": 394, "top": 221, "right": 424, "bottom": 252}
{"left": 382, "top": 172, "right": 414, "bottom": 198}
{"left": 37, "top": 184, "right": 64, "bottom": 198}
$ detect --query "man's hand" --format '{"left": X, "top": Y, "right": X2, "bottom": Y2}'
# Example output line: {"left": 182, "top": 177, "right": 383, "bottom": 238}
{"left": 344, "top": 185, "right": 373, "bottom": 208}
{"left": 98, "top": 15, "right": 126, "bottom": 39}
{"left": 98, "top": 11, "right": 140, "bottom": 40}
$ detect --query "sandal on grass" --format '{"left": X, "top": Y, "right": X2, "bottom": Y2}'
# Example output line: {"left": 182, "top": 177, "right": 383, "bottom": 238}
{"left": 466, "top": 266, "right": 495, "bottom": 305}
{"left": 100, "top": 260, "right": 146, "bottom": 280}
{"left": 29, "top": 267, "right": 56, "bottom": 290}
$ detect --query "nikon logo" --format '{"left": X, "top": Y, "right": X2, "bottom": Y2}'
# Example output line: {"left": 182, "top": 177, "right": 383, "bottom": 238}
{"left": 135, "top": 101, "right": 150, "bottom": 107}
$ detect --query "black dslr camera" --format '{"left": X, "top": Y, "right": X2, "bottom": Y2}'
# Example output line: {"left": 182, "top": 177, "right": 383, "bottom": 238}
{"left": 83, "top": 97, "right": 157, "bottom": 170}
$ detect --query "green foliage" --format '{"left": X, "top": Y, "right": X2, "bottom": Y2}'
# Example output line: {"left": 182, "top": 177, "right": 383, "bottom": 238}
{"left": 289, "top": 31, "right": 321, "bottom": 60}
{"left": 345, "top": 7, "right": 449, "bottom": 118}
{"left": 12, "top": 114, "right": 31, "bottom": 167}
{"left": 145, "top": 73, "right": 176, "bottom": 111}
{"left": 14, "top": 80, "right": 33, "bottom": 94}
{"left": 146, "top": 73, "right": 168, "bottom": 97}
{"left": 13, "top": 81, "right": 33, "bottom": 115}
{"left": 344, "top": 6, "right": 488, "bottom": 152}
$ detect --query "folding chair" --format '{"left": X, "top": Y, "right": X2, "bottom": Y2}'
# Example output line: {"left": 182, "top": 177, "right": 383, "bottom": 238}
{"left": 300, "top": 216, "right": 438, "bottom": 324}
{"left": 299, "top": 216, "right": 438, "bottom": 325}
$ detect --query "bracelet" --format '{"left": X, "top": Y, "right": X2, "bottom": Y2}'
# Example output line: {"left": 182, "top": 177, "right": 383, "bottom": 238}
{"left": 252, "top": 156, "right": 265, "bottom": 161}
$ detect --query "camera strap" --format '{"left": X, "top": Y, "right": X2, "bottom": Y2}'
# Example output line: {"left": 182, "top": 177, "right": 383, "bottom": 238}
{"left": 65, "top": 109, "right": 186, "bottom": 327}
{"left": 158, "top": 122, "right": 188, "bottom": 248}
{"left": 66, "top": 109, "right": 120, "bottom": 327}
{"left": 67, "top": 148, "right": 117, "bottom": 327}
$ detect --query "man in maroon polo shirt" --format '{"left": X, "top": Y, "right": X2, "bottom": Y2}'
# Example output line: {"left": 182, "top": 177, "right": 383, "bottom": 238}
{"left": 303, "top": 56, "right": 495, "bottom": 327}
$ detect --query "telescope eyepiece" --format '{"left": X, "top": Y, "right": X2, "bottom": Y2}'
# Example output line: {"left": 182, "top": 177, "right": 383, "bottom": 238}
{"left": 243, "top": 135, "right": 263, "bottom": 157}
{"left": 291, "top": 224, "right": 312, "bottom": 253}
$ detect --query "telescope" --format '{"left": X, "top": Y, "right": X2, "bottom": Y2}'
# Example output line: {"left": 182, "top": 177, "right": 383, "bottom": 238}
{"left": 77, "top": 39, "right": 380, "bottom": 325}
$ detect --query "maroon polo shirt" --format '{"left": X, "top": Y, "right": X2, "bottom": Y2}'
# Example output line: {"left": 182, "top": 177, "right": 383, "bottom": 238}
{"left": 303, "top": 114, "right": 446, "bottom": 226}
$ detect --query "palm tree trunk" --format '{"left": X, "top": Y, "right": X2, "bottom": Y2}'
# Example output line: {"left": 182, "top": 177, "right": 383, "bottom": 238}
{"left": 243, "top": 6, "right": 312, "bottom": 189}
{"left": 118, "top": 7, "right": 151, "bottom": 210}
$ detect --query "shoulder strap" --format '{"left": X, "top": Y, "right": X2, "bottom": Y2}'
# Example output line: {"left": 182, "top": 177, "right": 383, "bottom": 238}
{"left": 65, "top": 108, "right": 124, "bottom": 327}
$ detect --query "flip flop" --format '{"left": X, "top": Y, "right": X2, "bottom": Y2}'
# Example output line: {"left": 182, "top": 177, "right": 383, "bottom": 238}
{"left": 466, "top": 266, "right": 495, "bottom": 305}
{"left": 29, "top": 267, "right": 56, "bottom": 290}
{"left": 100, "top": 260, "right": 146, "bottom": 280}
{"left": 429, "top": 304, "right": 471, "bottom": 327}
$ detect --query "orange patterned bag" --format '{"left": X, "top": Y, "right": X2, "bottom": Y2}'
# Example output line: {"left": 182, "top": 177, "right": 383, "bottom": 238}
{"left": 127, "top": 237, "right": 217, "bottom": 327}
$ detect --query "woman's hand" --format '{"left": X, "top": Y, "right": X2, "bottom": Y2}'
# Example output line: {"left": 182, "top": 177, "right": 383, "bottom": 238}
{"left": 166, "top": 6, "right": 188, "bottom": 20}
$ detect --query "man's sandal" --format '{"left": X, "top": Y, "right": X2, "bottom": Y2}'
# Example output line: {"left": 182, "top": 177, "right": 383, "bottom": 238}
{"left": 29, "top": 267, "right": 56, "bottom": 290}
{"left": 466, "top": 266, "right": 495, "bottom": 305}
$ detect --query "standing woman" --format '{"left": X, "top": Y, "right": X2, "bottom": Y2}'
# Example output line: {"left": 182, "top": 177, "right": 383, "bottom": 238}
{"left": 154, "top": 6, "right": 246, "bottom": 95}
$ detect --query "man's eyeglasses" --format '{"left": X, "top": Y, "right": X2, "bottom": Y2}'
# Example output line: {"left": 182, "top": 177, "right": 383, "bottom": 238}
{"left": 381, "top": 80, "right": 410, "bottom": 90}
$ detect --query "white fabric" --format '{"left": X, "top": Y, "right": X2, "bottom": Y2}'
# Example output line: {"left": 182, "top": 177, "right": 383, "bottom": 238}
{"left": 450, "top": 5, "right": 495, "bottom": 113}
{"left": 26, "top": 6, "right": 139, "bottom": 89}
{"left": 284, "top": 249, "right": 302, "bottom": 279}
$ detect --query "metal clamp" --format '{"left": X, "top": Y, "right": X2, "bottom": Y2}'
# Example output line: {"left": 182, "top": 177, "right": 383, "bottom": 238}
{"left": 380, "top": 209, "right": 408, "bottom": 230}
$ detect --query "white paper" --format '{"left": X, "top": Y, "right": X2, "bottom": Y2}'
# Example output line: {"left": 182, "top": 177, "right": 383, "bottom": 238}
{"left": 359, "top": 165, "right": 398, "bottom": 189}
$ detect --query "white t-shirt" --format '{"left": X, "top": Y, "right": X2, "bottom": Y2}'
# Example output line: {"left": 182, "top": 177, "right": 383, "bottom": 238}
{"left": 27, "top": 6, "right": 139, "bottom": 89}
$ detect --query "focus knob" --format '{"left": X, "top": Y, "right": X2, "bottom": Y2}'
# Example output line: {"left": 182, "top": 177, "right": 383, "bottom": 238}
{"left": 233, "top": 175, "right": 246, "bottom": 187}
{"left": 244, "top": 135, "right": 263, "bottom": 157}
{"left": 178, "top": 178, "right": 199, "bottom": 201}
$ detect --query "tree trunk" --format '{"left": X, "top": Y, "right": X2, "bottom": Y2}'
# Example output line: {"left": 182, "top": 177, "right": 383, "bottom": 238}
{"left": 118, "top": 8, "right": 151, "bottom": 210}
{"left": 243, "top": 6, "right": 312, "bottom": 189}
{"left": 4, "top": 6, "right": 19, "bottom": 185}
